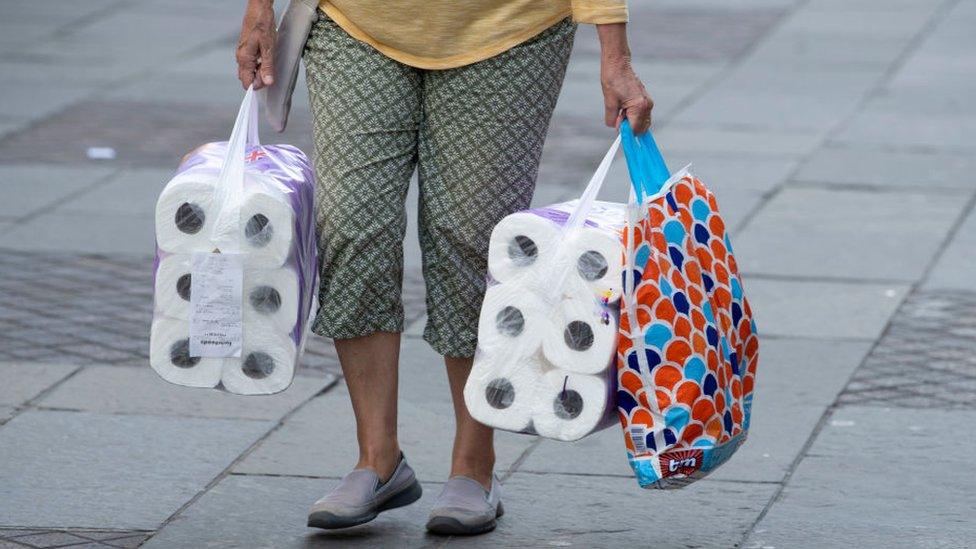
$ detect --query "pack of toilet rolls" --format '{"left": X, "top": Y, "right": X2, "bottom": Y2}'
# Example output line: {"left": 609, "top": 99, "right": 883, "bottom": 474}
{"left": 464, "top": 140, "right": 627, "bottom": 442}
{"left": 150, "top": 87, "right": 317, "bottom": 395}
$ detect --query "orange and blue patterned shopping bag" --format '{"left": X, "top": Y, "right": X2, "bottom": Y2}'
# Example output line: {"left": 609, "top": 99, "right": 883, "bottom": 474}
{"left": 615, "top": 122, "right": 759, "bottom": 489}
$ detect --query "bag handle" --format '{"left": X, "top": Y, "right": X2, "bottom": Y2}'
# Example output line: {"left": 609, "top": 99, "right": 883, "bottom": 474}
{"left": 620, "top": 120, "right": 670, "bottom": 202}
{"left": 210, "top": 86, "right": 262, "bottom": 251}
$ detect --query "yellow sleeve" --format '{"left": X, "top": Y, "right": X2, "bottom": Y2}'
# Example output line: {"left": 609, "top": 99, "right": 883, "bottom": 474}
{"left": 571, "top": 0, "right": 628, "bottom": 24}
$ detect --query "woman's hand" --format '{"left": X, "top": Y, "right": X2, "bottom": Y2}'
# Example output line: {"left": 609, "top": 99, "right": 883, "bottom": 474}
{"left": 597, "top": 23, "right": 653, "bottom": 134}
{"left": 237, "top": 0, "right": 276, "bottom": 90}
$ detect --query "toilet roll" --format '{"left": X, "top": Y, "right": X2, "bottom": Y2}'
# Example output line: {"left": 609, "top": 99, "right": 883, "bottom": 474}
{"left": 243, "top": 267, "right": 300, "bottom": 334}
{"left": 149, "top": 317, "right": 223, "bottom": 388}
{"left": 477, "top": 284, "right": 550, "bottom": 353}
{"left": 565, "top": 229, "right": 624, "bottom": 303}
{"left": 220, "top": 322, "right": 297, "bottom": 395}
{"left": 237, "top": 185, "right": 296, "bottom": 268}
{"left": 532, "top": 369, "right": 615, "bottom": 442}
{"left": 487, "top": 212, "right": 560, "bottom": 283}
{"left": 154, "top": 254, "right": 193, "bottom": 319}
{"left": 464, "top": 354, "right": 544, "bottom": 433}
{"left": 542, "top": 295, "right": 620, "bottom": 375}
{"left": 155, "top": 175, "right": 217, "bottom": 254}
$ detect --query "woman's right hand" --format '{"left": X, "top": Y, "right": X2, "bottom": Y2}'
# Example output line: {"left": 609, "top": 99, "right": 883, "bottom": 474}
{"left": 237, "top": 0, "right": 276, "bottom": 90}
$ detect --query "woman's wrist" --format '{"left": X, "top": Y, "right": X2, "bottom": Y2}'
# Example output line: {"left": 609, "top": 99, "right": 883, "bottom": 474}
{"left": 596, "top": 23, "right": 632, "bottom": 64}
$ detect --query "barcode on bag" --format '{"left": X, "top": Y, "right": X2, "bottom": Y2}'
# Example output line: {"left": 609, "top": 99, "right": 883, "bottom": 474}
{"left": 630, "top": 426, "right": 648, "bottom": 455}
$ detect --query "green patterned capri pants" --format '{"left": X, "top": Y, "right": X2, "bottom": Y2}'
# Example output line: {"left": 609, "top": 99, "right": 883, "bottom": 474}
{"left": 304, "top": 14, "right": 576, "bottom": 357}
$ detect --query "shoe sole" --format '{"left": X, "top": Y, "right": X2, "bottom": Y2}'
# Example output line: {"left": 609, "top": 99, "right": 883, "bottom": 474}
{"left": 426, "top": 501, "right": 504, "bottom": 536}
{"left": 307, "top": 480, "right": 423, "bottom": 530}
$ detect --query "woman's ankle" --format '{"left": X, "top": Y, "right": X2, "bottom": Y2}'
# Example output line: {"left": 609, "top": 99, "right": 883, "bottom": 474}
{"left": 357, "top": 443, "right": 402, "bottom": 482}
{"left": 449, "top": 456, "right": 495, "bottom": 490}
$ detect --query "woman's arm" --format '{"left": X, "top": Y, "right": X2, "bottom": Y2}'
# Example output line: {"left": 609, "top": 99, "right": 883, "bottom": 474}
{"left": 237, "top": 0, "right": 277, "bottom": 90}
{"left": 597, "top": 23, "right": 653, "bottom": 133}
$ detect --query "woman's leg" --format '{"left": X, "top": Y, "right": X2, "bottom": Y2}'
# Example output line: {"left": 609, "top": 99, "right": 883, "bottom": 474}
{"left": 304, "top": 14, "right": 422, "bottom": 480}
{"left": 417, "top": 19, "right": 577, "bottom": 489}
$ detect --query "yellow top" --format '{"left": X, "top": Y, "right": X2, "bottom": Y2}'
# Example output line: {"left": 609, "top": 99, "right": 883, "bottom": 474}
{"left": 319, "top": 0, "right": 628, "bottom": 69}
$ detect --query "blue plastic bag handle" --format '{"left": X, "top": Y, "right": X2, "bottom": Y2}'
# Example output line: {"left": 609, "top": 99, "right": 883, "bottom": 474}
{"left": 620, "top": 119, "right": 671, "bottom": 201}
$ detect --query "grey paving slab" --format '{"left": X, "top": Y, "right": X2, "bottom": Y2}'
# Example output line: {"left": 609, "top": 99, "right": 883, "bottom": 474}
{"left": 0, "top": 406, "right": 15, "bottom": 425}
{"left": 233, "top": 384, "right": 536, "bottom": 483}
{"left": 145, "top": 469, "right": 776, "bottom": 548}
{"left": 744, "top": 406, "right": 976, "bottom": 549}
{"left": 60, "top": 168, "right": 175, "bottom": 217}
{"left": 0, "top": 409, "right": 274, "bottom": 529}
{"left": 924, "top": 203, "right": 976, "bottom": 291}
{"left": 0, "top": 209, "right": 154, "bottom": 255}
{"left": 37, "top": 365, "right": 337, "bottom": 421}
{"left": 831, "top": 111, "right": 976, "bottom": 153}
{"left": 656, "top": 126, "right": 825, "bottom": 158}
{"left": 521, "top": 338, "right": 870, "bottom": 483}
{"left": 746, "top": 30, "right": 911, "bottom": 70}
{"left": 794, "top": 147, "right": 976, "bottom": 190}
{"left": 0, "top": 78, "right": 94, "bottom": 121}
{"left": 674, "top": 86, "right": 868, "bottom": 131}
{"left": 0, "top": 165, "right": 115, "bottom": 219}
{"left": 745, "top": 277, "right": 909, "bottom": 340}
{"left": 0, "top": 362, "right": 78, "bottom": 406}
{"left": 666, "top": 155, "right": 799, "bottom": 195}
{"left": 735, "top": 187, "right": 969, "bottom": 280}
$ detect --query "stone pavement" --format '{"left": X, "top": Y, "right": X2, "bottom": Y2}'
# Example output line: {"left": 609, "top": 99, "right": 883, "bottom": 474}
{"left": 1, "top": 0, "right": 975, "bottom": 547}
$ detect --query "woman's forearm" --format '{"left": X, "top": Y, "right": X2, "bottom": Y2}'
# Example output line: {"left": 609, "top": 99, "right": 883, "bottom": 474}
{"left": 595, "top": 23, "right": 653, "bottom": 133}
{"left": 596, "top": 23, "right": 632, "bottom": 64}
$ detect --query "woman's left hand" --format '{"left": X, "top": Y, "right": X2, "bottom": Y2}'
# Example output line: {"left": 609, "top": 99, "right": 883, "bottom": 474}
{"left": 601, "top": 56, "right": 653, "bottom": 134}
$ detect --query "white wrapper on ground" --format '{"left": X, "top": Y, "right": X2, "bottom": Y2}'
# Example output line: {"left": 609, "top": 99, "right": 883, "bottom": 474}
{"left": 243, "top": 266, "right": 300, "bottom": 334}
{"left": 542, "top": 294, "right": 620, "bottom": 375}
{"left": 464, "top": 353, "right": 545, "bottom": 433}
{"left": 154, "top": 254, "right": 193, "bottom": 319}
{"left": 149, "top": 317, "right": 223, "bottom": 388}
{"left": 221, "top": 320, "right": 297, "bottom": 395}
{"left": 155, "top": 176, "right": 218, "bottom": 254}
{"left": 487, "top": 212, "right": 560, "bottom": 283}
{"left": 531, "top": 369, "right": 616, "bottom": 442}
{"left": 238, "top": 181, "right": 296, "bottom": 268}
{"left": 477, "top": 283, "right": 550, "bottom": 353}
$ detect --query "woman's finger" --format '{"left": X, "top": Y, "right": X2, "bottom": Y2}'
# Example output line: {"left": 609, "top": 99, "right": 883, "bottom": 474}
{"left": 259, "top": 34, "right": 275, "bottom": 87}
{"left": 236, "top": 42, "right": 259, "bottom": 89}
{"left": 624, "top": 95, "right": 653, "bottom": 134}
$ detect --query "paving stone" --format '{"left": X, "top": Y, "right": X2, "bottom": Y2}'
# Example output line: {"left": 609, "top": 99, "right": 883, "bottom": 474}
{"left": 831, "top": 110, "right": 976, "bottom": 153}
{"left": 743, "top": 406, "right": 976, "bottom": 548}
{"left": 664, "top": 155, "right": 799, "bottom": 195}
{"left": 0, "top": 362, "right": 78, "bottom": 406}
{"left": 840, "top": 290, "right": 976, "bottom": 409}
{"left": 37, "top": 365, "right": 337, "bottom": 420}
{"left": 0, "top": 210, "right": 154, "bottom": 255}
{"left": 521, "top": 338, "right": 870, "bottom": 483}
{"left": 745, "top": 278, "right": 908, "bottom": 340}
{"left": 794, "top": 147, "right": 976, "bottom": 190}
{"left": 0, "top": 406, "right": 16, "bottom": 425}
{"left": 735, "top": 187, "right": 968, "bottom": 281}
{"left": 924, "top": 204, "right": 976, "bottom": 291}
{"left": 0, "top": 165, "right": 115, "bottom": 220}
{"left": 233, "top": 384, "right": 536, "bottom": 483}
{"left": 746, "top": 30, "right": 911, "bottom": 69}
{"left": 656, "top": 126, "right": 825, "bottom": 158}
{"left": 675, "top": 86, "right": 869, "bottom": 131}
{"left": 0, "top": 409, "right": 273, "bottom": 529}
{"left": 61, "top": 169, "right": 175, "bottom": 217}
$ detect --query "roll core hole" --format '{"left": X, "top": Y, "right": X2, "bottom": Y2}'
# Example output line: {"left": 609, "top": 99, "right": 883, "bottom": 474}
{"left": 170, "top": 339, "right": 201, "bottom": 368}
{"left": 249, "top": 286, "right": 282, "bottom": 314}
{"left": 242, "top": 352, "right": 275, "bottom": 379}
{"left": 176, "top": 273, "right": 192, "bottom": 302}
{"left": 485, "top": 378, "right": 515, "bottom": 409}
{"left": 496, "top": 306, "right": 525, "bottom": 337}
{"left": 554, "top": 389, "right": 584, "bottom": 420}
{"left": 564, "top": 320, "right": 595, "bottom": 351}
{"left": 507, "top": 235, "right": 539, "bottom": 266}
{"left": 577, "top": 250, "right": 609, "bottom": 281}
{"left": 245, "top": 213, "right": 273, "bottom": 247}
{"left": 175, "top": 202, "right": 205, "bottom": 235}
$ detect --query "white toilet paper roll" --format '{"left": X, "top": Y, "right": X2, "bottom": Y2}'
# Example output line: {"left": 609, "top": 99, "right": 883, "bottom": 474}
{"left": 149, "top": 318, "right": 223, "bottom": 388}
{"left": 464, "top": 354, "right": 545, "bottom": 433}
{"left": 566, "top": 228, "right": 624, "bottom": 303}
{"left": 477, "top": 284, "right": 550, "bottom": 354}
{"left": 238, "top": 185, "right": 296, "bottom": 268}
{"left": 532, "top": 369, "right": 615, "bottom": 441}
{"left": 243, "top": 267, "right": 300, "bottom": 334}
{"left": 542, "top": 296, "right": 619, "bottom": 375}
{"left": 155, "top": 175, "right": 217, "bottom": 254}
{"left": 487, "top": 212, "right": 559, "bottom": 283}
{"left": 221, "top": 323, "right": 297, "bottom": 395}
{"left": 154, "top": 254, "right": 193, "bottom": 319}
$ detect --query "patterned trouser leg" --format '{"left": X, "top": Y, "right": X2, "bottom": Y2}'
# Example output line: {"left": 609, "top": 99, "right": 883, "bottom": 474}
{"left": 305, "top": 14, "right": 575, "bottom": 358}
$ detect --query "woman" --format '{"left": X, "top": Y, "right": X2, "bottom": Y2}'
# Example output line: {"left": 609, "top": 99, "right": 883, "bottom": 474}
{"left": 237, "top": 0, "right": 651, "bottom": 535}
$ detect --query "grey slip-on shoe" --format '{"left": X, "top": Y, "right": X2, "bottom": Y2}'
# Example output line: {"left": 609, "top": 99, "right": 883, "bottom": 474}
{"left": 426, "top": 474, "right": 504, "bottom": 536}
{"left": 307, "top": 454, "right": 422, "bottom": 529}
